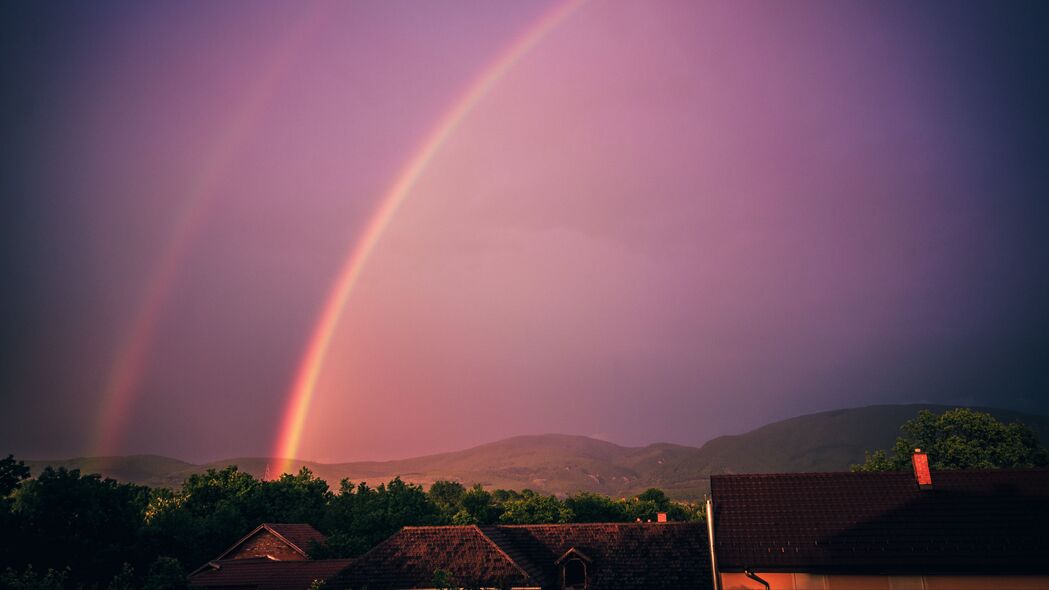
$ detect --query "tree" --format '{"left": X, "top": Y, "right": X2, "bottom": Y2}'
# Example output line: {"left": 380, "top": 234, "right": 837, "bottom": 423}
{"left": 431, "top": 568, "right": 456, "bottom": 590}
{"left": 0, "top": 455, "right": 30, "bottom": 498}
{"left": 499, "top": 492, "right": 573, "bottom": 524}
{"left": 0, "top": 565, "right": 68, "bottom": 590}
{"left": 143, "top": 466, "right": 261, "bottom": 569}
{"left": 564, "top": 492, "right": 627, "bottom": 523}
{"left": 14, "top": 467, "right": 151, "bottom": 586}
{"left": 143, "top": 556, "right": 188, "bottom": 590}
{"left": 320, "top": 477, "right": 441, "bottom": 557}
{"left": 0, "top": 455, "right": 32, "bottom": 573}
{"left": 107, "top": 562, "right": 136, "bottom": 590}
{"left": 458, "top": 484, "right": 499, "bottom": 524}
{"left": 428, "top": 480, "right": 466, "bottom": 521}
{"left": 636, "top": 488, "right": 671, "bottom": 510}
{"left": 251, "top": 467, "right": 331, "bottom": 525}
{"left": 853, "top": 408, "right": 1049, "bottom": 472}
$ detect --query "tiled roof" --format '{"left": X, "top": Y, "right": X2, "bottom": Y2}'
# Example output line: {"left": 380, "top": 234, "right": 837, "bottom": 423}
{"left": 330, "top": 526, "right": 535, "bottom": 589}
{"left": 331, "top": 523, "right": 712, "bottom": 590}
{"left": 711, "top": 469, "right": 1049, "bottom": 574}
{"left": 489, "top": 523, "right": 712, "bottom": 590}
{"left": 190, "top": 558, "right": 353, "bottom": 589}
{"left": 212, "top": 523, "right": 328, "bottom": 562}
{"left": 263, "top": 523, "right": 328, "bottom": 557}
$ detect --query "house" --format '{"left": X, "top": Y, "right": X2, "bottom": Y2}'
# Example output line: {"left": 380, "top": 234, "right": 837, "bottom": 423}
{"left": 190, "top": 523, "right": 341, "bottom": 589}
{"left": 212, "top": 523, "right": 329, "bottom": 561}
{"left": 329, "top": 522, "right": 713, "bottom": 589}
{"left": 188, "top": 522, "right": 712, "bottom": 590}
{"left": 189, "top": 454, "right": 1049, "bottom": 590}
{"left": 708, "top": 451, "right": 1049, "bottom": 590}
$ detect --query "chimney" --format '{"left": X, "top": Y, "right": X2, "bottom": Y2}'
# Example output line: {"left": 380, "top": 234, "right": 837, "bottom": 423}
{"left": 657, "top": 512, "right": 668, "bottom": 523}
{"left": 912, "top": 448, "right": 933, "bottom": 490}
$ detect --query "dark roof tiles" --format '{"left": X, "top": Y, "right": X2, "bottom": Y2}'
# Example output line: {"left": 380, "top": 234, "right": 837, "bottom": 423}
{"left": 263, "top": 523, "right": 328, "bottom": 556}
{"left": 711, "top": 469, "right": 1049, "bottom": 574}
{"left": 491, "top": 523, "right": 711, "bottom": 590}
{"left": 331, "top": 526, "right": 535, "bottom": 589}
{"left": 191, "top": 558, "right": 353, "bottom": 589}
{"left": 332, "top": 523, "right": 712, "bottom": 590}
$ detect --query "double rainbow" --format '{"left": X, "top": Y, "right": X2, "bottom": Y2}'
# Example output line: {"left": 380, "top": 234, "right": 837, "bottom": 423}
{"left": 92, "top": 5, "right": 328, "bottom": 458}
{"left": 271, "top": 0, "right": 586, "bottom": 474}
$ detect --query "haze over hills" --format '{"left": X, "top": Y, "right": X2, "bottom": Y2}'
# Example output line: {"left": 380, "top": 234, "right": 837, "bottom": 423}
{"left": 24, "top": 405, "right": 1049, "bottom": 499}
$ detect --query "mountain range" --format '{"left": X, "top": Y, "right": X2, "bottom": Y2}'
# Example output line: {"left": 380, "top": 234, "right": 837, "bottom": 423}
{"left": 24, "top": 404, "right": 1049, "bottom": 499}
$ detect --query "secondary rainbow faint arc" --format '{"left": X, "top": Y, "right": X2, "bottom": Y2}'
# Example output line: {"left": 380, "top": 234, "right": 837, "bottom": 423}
{"left": 273, "top": 0, "right": 587, "bottom": 474}
{"left": 91, "top": 4, "right": 329, "bottom": 458}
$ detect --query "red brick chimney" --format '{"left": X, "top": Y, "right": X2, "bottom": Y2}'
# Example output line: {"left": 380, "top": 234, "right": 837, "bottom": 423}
{"left": 912, "top": 448, "right": 933, "bottom": 490}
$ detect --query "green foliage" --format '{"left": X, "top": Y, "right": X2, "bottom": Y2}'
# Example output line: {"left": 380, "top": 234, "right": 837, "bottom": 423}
{"left": 13, "top": 467, "right": 151, "bottom": 586}
{"left": 319, "top": 477, "right": 441, "bottom": 557}
{"left": 636, "top": 488, "right": 670, "bottom": 507}
{"left": 853, "top": 408, "right": 1049, "bottom": 472}
{"left": 0, "top": 452, "right": 701, "bottom": 587}
{"left": 0, "top": 454, "right": 30, "bottom": 497}
{"left": 499, "top": 491, "right": 573, "bottom": 524}
{"left": 254, "top": 468, "right": 332, "bottom": 524}
{"left": 431, "top": 568, "right": 455, "bottom": 590}
{"left": 143, "top": 556, "right": 188, "bottom": 590}
{"left": 428, "top": 480, "right": 466, "bottom": 520}
{"left": 0, "top": 455, "right": 32, "bottom": 578}
{"left": 459, "top": 484, "right": 500, "bottom": 524}
{"left": 107, "top": 562, "right": 136, "bottom": 590}
{"left": 0, "top": 565, "right": 69, "bottom": 590}
{"left": 564, "top": 492, "right": 627, "bottom": 522}
{"left": 143, "top": 466, "right": 334, "bottom": 568}
{"left": 308, "top": 532, "right": 369, "bottom": 559}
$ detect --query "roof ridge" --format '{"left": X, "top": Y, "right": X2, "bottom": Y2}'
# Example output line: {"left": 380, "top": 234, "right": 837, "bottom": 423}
{"left": 207, "top": 523, "right": 309, "bottom": 563}
{"left": 497, "top": 521, "right": 699, "bottom": 528}
{"left": 400, "top": 525, "right": 477, "bottom": 530}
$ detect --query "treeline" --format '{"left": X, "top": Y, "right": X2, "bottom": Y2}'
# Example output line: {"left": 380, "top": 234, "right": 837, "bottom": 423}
{"left": 0, "top": 456, "right": 700, "bottom": 589}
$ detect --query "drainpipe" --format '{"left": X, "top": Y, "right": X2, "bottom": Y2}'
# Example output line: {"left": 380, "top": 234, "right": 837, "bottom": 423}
{"left": 705, "top": 498, "right": 721, "bottom": 590}
{"left": 744, "top": 569, "right": 770, "bottom": 590}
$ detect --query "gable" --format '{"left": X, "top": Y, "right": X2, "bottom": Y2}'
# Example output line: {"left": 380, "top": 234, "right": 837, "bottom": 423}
{"left": 224, "top": 529, "right": 308, "bottom": 561}
{"left": 214, "top": 523, "right": 327, "bottom": 562}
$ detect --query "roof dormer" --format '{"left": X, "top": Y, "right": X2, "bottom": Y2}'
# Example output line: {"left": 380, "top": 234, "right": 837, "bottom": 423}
{"left": 556, "top": 547, "right": 592, "bottom": 590}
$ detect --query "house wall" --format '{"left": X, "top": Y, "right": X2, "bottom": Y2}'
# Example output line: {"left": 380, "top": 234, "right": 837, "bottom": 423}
{"left": 225, "top": 530, "right": 306, "bottom": 561}
{"left": 720, "top": 572, "right": 1049, "bottom": 590}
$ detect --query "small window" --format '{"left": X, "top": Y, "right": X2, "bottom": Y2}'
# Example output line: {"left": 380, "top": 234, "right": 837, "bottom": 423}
{"left": 563, "top": 558, "right": 586, "bottom": 589}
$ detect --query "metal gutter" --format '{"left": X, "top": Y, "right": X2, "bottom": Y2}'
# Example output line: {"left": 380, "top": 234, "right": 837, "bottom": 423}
{"left": 705, "top": 498, "right": 721, "bottom": 590}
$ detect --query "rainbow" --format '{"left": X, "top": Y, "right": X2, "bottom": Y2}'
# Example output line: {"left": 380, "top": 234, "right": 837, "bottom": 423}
{"left": 91, "top": 5, "right": 329, "bottom": 458}
{"left": 272, "top": 0, "right": 587, "bottom": 474}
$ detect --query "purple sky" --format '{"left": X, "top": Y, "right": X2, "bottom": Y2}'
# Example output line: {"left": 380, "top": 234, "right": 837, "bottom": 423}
{"left": 3, "top": 1, "right": 1048, "bottom": 463}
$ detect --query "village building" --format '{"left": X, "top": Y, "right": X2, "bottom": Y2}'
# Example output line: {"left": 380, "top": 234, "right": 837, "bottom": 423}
{"left": 189, "top": 456, "right": 1049, "bottom": 590}
{"left": 207, "top": 523, "right": 329, "bottom": 562}
{"left": 330, "top": 522, "right": 713, "bottom": 589}
{"left": 709, "top": 452, "right": 1049, "bottom": 590}
{"left": 190, "top": 523, "right": 350, "bottom": 589}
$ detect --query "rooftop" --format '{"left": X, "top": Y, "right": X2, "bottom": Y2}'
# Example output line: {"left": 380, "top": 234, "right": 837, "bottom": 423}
{"left": 710, "top": 469, "right": 1049, "bottom": 574}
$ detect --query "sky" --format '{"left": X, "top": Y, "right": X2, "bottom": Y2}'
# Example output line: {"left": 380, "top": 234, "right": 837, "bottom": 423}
{"left": 2, "top": 1, "right": 1048, "bottom": 464}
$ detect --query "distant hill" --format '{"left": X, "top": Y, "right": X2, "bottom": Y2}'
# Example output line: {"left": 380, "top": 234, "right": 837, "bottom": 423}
{"left": 23, "top": 404, "right": 1049, "bottom": 500}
